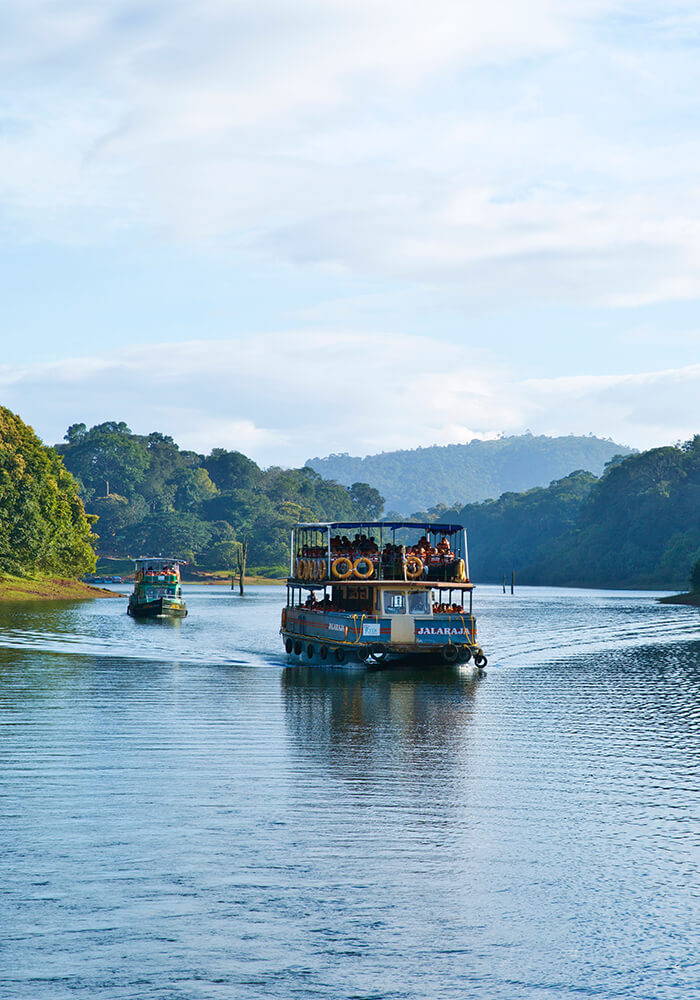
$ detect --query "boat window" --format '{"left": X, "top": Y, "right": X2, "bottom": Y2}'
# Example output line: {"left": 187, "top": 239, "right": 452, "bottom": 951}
{"left": 383, "top": 590, "right": 406, "bottom": 615}
{"left": 408, "top": 591, "right": 431, "bottom": 615}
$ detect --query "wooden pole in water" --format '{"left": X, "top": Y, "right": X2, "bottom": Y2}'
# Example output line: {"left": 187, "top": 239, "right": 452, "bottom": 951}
{"left": 503, "top": 574, "right": 506, "bottom": 593}
{"left": 511, "top": 570, "right": 515, "bottom": 594}
{"left": 235, "top": 538, "right": 248, "bottom": 596}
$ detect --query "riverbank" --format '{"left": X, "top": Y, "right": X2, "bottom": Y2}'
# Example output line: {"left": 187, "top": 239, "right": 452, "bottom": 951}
{"left": 658, "top": 591, "right": 700, "bottom": 607}
{"left": 186, "top": 574, "right": 285, "bottom": 586}
{"left": 0, "top": 574, "right": 122, "bottom": 602}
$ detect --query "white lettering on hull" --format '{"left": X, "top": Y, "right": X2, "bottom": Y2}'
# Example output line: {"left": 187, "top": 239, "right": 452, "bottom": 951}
{"left": 417, "top": 626, "right": 468, "bottom": 636}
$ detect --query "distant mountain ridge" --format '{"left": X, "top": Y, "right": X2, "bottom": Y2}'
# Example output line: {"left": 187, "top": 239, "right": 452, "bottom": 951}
{"left": 306, "top": 434, "right": 633, "bottom": 513}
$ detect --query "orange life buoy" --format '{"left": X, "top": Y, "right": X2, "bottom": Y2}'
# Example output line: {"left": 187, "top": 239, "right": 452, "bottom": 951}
{"left": 353, "top": 556, "right": 374, "bottom": 579}
{"left": 405, "top": 555, "right": 423, "bottom": 579}
{"left": 331, "top": 556, "right": 353, "bottom": 580}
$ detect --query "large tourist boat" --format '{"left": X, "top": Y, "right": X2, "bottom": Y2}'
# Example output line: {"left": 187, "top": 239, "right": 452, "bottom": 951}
{"left": 127, "top": 558, "right": 188, "bottom": 618}
{"left": 281, "top": 521, "right": 487, "bottom": 667}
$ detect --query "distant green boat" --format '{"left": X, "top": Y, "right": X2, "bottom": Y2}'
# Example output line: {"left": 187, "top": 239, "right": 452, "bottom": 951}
{"left": 127, "top": 558, "right": 187, "bottom": 618}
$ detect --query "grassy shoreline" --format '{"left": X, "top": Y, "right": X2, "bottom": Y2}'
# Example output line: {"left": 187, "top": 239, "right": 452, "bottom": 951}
{"left": 658, "top": 591, "right": 700, "bottom": 607}
{"left": 0, "top": 574, "right": 123, "bottom": 602}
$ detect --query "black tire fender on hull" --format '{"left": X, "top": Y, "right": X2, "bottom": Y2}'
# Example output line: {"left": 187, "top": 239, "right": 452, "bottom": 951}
{"left": 441, "top": 645, "right": 460, "bottom": 664}
{"left": 282, "top": 633, "right": 486, "bottom": 668}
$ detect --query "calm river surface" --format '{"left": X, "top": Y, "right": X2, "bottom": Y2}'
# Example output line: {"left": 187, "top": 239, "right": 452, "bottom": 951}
{"left": 0, "top": 585, "right": 698, "bottom": 1000}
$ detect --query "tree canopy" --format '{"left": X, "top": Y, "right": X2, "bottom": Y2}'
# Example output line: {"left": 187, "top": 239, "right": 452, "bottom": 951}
{"left": 411, "top": 437, "right": 700, "bottom": 589}
{"left": 57, "top": 423, "right": 385, "bottom": 571}
{"left": 0, "top": 407, "right": 97, "bottom": 577}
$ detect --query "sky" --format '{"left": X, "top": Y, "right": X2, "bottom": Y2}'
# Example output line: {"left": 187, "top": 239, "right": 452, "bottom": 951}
{"left": 1, "top": 0, "right": 699, "bottom": 465}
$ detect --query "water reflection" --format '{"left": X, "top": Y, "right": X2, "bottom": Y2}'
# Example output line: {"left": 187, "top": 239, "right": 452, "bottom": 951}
{"left": 1, "top": 588, "right": 698, "bottom": 1000}
{"left": 282, "top": 663, "right": 482, "bottom": 786}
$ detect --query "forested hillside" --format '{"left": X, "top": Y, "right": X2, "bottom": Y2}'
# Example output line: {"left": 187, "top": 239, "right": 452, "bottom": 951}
{"left": 307, "top": 434, "right": 632, "bottom": 512}
{"left": 45, "top": 419, "right": 700, "bottom": 589}
{"left": 56, "top": 422, "right": 383, "bottom": 572}
{"left": 0, "top": 408, "right": 97, "bottom": 577}
{"left": 413, "top": 438, "right": 700, "bottom": 589}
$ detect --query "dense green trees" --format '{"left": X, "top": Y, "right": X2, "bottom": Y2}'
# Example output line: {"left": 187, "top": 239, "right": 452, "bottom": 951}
{"left": 0, "top": 408, "right": 97, "bottom": 577}
{"left": 47, "top": 416, "right": 700, "bottom": 588}
{"left": 413, "top": 438, "right": 700, "bottom": 589}
{"left": 426, "top": 471, "right": 599, "bottom": 583}
{"left": 535, "top": 437, "right": 700, "bottom": 588}
{"left": 308, "top": 434, "right": 632, "bottom": 513}
{"left": 57, "top": 423, "right": 385, "bottom": 571}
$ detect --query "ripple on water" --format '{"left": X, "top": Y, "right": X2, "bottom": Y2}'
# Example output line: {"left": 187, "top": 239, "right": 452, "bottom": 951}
{"left": 0, "top": 585, "right": 698, "bottom": 999}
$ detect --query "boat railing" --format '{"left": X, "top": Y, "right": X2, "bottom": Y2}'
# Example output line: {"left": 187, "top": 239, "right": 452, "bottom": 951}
{"left": 291, "top": 550, "right": 468, "bottom": 584}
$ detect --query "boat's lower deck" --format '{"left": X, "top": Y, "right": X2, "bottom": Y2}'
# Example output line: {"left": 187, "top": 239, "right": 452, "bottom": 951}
{"left": 281, "top": 606, "right": 486, "bottom": 666}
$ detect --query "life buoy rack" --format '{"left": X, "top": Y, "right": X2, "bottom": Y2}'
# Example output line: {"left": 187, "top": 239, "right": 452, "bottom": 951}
{"left": 332, "top": 556, "right": 353, "bottom": 579}
{"left": 353, "top": 556, "right": 374, "bottom": 579}
{"left": 405, "top": 555, "right": 423, "bottom": 579}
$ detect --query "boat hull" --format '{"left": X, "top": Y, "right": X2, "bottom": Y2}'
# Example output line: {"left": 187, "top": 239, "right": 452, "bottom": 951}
{"left": 281, "top": 605, "right": 486, "bottom": 666}
{"left": 280, "top": 626, "right": 485, "bottom": 668}
{"left": 128, "top": 596, "right": 188, "bottom": 618}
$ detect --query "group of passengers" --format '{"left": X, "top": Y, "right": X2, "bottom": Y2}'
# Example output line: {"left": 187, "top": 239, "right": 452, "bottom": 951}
{"left": 139, "top": 564, "right": 178, "bottom": 580}
{"left": 301, "top": 593, "right": 464, "bottom": 616}
{"left": 331, "top": 533, "right": 379, "bottom": 557}
{"left": 299, "top": 534, "right": 456, "bottom": 567}
{"left": 303, "top": 594, "right": 340, "bottom": 613}
{"left": 410, "top": 535, "right": 455, "bottom": 565}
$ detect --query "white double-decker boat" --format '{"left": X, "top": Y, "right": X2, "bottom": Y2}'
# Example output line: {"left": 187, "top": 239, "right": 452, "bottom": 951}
{"left": 280, "top": 520, "right": 487, "bottom": 667}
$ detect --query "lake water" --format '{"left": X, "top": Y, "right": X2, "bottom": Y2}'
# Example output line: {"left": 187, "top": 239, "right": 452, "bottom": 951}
{"left": 0, "top": 584, "right": 698, "bottom": 1000}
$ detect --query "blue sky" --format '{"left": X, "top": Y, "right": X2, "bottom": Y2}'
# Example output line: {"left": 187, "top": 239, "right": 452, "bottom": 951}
{"left": 1, "top": 0, "right": 699, "bottom": 464}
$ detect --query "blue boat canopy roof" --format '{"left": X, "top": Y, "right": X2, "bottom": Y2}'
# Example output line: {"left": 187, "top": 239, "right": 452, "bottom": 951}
{"left": 294, "top": 521, "right": 464, "bottom": 534}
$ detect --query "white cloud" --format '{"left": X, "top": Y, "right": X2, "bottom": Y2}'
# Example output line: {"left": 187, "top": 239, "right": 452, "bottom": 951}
{"left": 1, "top": 335, "right": 697, "bottom": 465}
{"left": 3, "top": 1, "right": 700, "bottom": 308}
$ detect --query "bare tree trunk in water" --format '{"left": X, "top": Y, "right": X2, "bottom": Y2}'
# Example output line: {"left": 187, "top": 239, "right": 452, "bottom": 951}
{"left": 234, "top": 538, "right": 248, "bottom": 596}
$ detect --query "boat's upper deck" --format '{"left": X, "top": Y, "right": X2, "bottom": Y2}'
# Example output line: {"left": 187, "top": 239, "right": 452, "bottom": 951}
{"left": 133, "top": 557, "right": 181, "bottom": 585}
{"left": 289, "top": 520, "right": 472, "bottom": 588}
